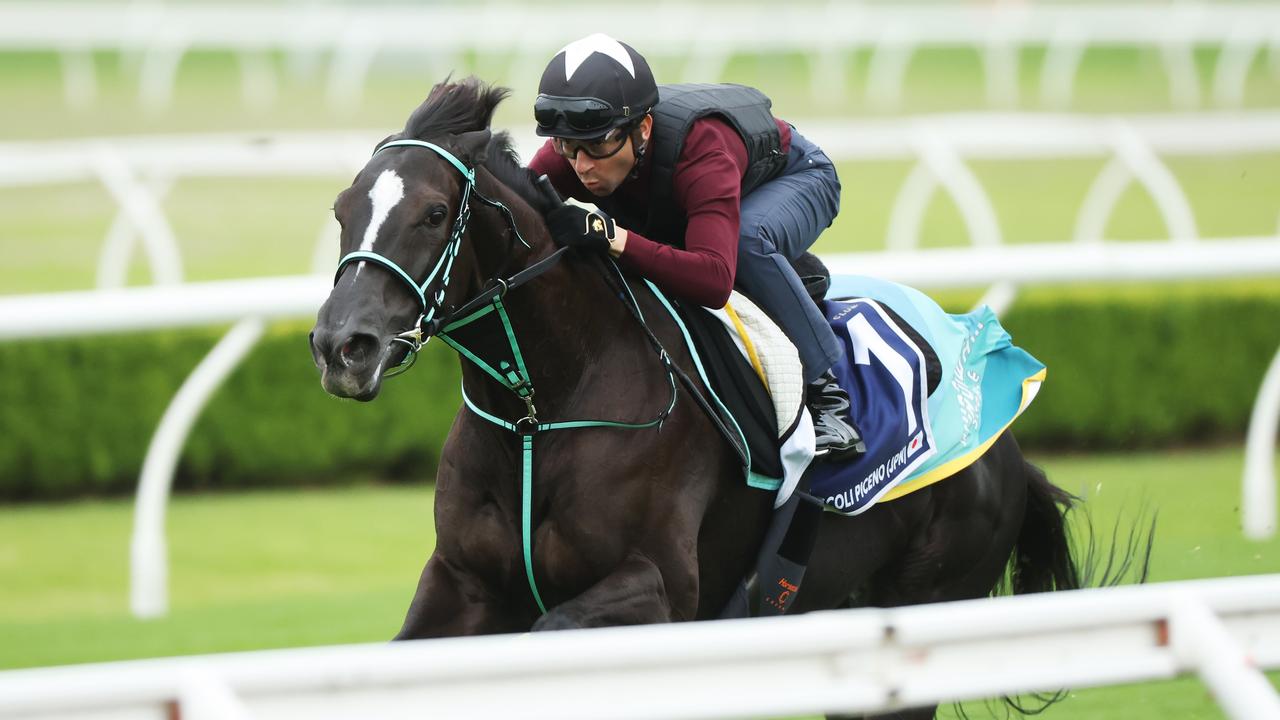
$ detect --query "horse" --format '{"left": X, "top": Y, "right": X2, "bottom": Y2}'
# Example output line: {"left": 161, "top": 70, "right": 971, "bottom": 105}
{"left": 309, "top": 78, "right": 1103, "bottom": 720}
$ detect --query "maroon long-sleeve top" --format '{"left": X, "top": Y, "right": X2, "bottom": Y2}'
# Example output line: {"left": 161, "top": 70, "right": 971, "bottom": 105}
{"left": 529, "top": 117, "right": 791, "bottom": 308}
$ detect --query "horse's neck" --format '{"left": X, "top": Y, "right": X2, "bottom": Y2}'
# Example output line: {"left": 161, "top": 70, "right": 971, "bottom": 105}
{"left": 458, "top": 175, "right": 643, "bottom": 421}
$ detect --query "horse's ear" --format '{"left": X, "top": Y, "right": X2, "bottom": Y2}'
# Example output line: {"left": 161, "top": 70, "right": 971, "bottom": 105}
{"left": 453, "top": 129, "right": 492, "bottom": 166}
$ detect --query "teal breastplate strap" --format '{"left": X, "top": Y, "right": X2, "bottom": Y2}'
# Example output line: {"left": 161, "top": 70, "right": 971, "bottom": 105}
{"left": 441, "top": 292, "right": 677, "bottom": 615}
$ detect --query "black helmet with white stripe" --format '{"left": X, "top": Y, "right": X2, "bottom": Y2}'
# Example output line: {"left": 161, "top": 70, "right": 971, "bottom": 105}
{"left": 534, "top": 34, "right": 658, "bottom": 140}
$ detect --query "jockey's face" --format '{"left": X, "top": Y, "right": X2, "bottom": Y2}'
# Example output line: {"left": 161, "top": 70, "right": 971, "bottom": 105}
{"left": 560, "top": 115, "right": 652, "bottom": 197}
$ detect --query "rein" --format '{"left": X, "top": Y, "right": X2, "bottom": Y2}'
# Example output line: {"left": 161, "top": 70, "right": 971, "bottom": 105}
{"left": 594, "top": 258, "right": 750, "bottom": 469}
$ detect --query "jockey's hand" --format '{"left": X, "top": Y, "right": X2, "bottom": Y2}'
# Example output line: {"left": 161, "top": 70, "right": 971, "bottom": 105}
{"left": 547, "top": 204, "right": 616, "bottom": 255}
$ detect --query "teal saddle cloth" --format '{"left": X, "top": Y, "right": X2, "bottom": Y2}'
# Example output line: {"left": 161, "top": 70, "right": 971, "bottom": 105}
{"left": 656, "top": 273, "right": 1045, "bottom": 515}
{"left": 812, "top": 275, "right": 1047, "bottom": 514}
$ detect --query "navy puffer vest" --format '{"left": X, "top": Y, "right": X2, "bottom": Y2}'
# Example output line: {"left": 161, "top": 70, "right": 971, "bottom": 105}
{"left": 597, "top": 83, "right": 786, "bottom": 245}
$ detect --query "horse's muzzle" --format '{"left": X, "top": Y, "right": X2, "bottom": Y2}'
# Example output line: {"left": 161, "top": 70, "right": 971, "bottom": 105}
{"left": 309, "top": 326, "right": 387, "bottom": 401}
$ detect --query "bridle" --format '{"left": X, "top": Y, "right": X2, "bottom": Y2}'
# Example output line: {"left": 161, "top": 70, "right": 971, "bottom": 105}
{"left": 333, "top": 138, "right": 554, "bottom": 378}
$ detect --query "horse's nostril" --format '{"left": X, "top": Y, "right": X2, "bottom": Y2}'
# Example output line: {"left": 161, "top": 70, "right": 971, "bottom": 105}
{"left": 309, "top": 329, "right": 332, "bottom": 368}
{"left": 338, "top": 333, "right": 380, "bottom": 368}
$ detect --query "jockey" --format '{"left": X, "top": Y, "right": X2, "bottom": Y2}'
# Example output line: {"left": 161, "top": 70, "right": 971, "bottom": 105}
{"left": 529, "top": 33, "right": 863, "bottom": 461}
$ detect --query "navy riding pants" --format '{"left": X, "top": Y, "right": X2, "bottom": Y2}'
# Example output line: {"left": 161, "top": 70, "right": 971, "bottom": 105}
{"left": 735, "top": 127, "right": 843, "bottom": 383}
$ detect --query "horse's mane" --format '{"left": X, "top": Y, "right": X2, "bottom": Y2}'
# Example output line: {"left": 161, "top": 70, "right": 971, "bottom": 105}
{"left": 403, "top": 77, "right": 558, "bottom": 217}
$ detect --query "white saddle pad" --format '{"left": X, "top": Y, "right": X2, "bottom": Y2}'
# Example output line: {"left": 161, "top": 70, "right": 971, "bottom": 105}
{"left": 706, "top": 291, "right": 813, "bottom": 507}
{"left": 706, "top": 291, "right": 806, "bottom": 438}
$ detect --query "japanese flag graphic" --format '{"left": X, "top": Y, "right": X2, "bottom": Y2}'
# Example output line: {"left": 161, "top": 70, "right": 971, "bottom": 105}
{"left": 908, "top": 432, "right": 924, "bottom": 455}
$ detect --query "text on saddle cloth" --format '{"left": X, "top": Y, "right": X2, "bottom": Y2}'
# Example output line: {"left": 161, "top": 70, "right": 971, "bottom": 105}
{"left": 811, "top": 275, "right": 1048, "bottom": 516}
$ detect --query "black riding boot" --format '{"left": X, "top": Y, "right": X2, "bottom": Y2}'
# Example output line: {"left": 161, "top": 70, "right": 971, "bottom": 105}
{"left": 807, "top": 370, "right": 865, "bottom": 462}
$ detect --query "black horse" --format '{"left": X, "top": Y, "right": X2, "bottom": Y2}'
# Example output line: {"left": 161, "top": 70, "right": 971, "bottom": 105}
{"left": 310, "top": 79, "right": 1101, "bottom": 720}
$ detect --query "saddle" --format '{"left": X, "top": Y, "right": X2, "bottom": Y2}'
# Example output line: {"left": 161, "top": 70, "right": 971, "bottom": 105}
{"left": 677, "top": 293, "right": 808, "bottom": 494}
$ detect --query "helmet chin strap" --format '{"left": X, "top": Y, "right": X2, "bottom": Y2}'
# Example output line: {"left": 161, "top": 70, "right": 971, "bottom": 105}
{"left": 627, "top": 123, "right": 650, "bottom": 181}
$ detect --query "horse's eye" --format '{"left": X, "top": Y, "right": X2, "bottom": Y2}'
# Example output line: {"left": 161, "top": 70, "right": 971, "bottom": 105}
{"left": 426, "top": 208, "right": 448, "bottom": 227}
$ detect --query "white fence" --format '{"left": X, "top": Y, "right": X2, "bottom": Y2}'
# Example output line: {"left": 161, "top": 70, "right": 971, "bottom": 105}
{"left": 3, "top": 2, "right": 1280, "bottom": 111}
{"left": 1, "top": 113, "right": 1278, "bottom": 620}
{"left": 1, "top": 574, "right": 1278, "bottom": 720}
{"left": 6, "top": 110, "right": 1280, "bottom": 279}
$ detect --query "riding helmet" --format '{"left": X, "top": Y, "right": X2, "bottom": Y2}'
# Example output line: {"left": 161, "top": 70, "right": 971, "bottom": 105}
{"left": 534, "top": 33, "right": 658, "bottom": 139}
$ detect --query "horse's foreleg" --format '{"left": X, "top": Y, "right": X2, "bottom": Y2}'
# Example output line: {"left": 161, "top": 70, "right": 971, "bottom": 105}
{"left": 394, "top": 553, "right": 514, "bottom": 640}
{"left": 532, "top": 553, "right": 680, "bottom": 631}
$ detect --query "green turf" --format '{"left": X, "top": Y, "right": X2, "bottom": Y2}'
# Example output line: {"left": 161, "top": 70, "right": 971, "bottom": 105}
{"left": 1, "top": 446, "right": 1277, "bottom": 719}
{"left": 3, "top": 44, "right": 1280, "bottom": 141}
{"left": 4, "top": 46, "right": 1279, "bottom": 295}
{"left": 815, "top": 154, "right": 1280, "bottom": 256}
{"left": 4, "top": 153, "right": 1278, "bottom": 294}
{"left": 0, "top": 178, "right": 342, "bottom": 293}
{"left": 0, "top": 484, "right": 436, "bottom": 667}
{"left": 935, "top": 673, "right": 1280, "bottom": 720}
{"left": 1045, "top": 448, "right": 1278, "bottom": 582}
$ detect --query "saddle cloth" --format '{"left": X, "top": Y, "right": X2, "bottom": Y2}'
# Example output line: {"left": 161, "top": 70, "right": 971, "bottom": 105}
{"left": 812, "top": 275, "right": 1047, "bottom": 515}
{"left": 663, "top": 276, "right": 1044, "bottom": 517}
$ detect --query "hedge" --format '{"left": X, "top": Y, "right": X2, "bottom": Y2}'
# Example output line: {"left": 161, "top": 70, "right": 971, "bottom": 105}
{"left": 1, "top": 285, "right": 1276, "bottom": 500}
{"left": 0, "top": 326, "right": 462, "bottom": 500}
{"left": 1001, "top": 285, "right": 1280, "bottom": 450}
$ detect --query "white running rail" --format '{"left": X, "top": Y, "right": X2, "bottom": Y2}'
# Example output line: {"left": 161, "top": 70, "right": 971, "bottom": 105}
{"left": 2, "top": 2, "right": 1279, "bottom": 111}
{"left": 1, "top": 113, "right": 1277, "bottom": 621}
{"left": 0, "top": 575, "right": 1277, "bottom": 719}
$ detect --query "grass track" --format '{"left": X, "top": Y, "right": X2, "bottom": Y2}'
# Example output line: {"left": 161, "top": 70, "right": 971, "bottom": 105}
{"left": 0, "top": 484, "right": 435, "bottom": 667}
{"left": 1, "top": 446, "right": 1276, "bottom": 718}
{"left": 3, "top": 48, "right": 1280, "bottom": 294}
{"left": 4, "top": 154, "right": 1279, "bottom": 295}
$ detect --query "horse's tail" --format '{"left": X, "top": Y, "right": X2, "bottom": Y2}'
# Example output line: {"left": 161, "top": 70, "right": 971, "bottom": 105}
{"left": 1009, "top": 460, "right": 1082, "bottom": 594}
{"left": 1010, "top": 458, "right": 1156, "bottom": 597}
{"left": 978, "top": 456, "right": 1156, "bottom": 719}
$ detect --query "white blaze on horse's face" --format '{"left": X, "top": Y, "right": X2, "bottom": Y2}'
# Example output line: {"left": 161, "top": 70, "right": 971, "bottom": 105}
{"left": 353, "top": 169, "right": 406, "bottom": 280}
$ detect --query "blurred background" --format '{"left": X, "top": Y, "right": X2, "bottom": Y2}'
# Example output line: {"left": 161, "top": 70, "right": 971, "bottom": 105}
{"left": 0, "top": 1, "right": 1277, "bottom": 717}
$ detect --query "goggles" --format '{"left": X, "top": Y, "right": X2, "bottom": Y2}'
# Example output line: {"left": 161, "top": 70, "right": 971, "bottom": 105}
{"left": 551, "top": 126, "right": 632, "bottom": 160}
{"left": 535, "top": 94, "right": 625, "bottom": 134}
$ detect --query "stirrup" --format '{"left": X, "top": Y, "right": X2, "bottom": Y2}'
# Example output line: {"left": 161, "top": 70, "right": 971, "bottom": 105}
{"left": 807, "top": 372, "right": 865, "bottom": 461}
{"left": 812, "top": 409, "right": 865, "bottom": 460}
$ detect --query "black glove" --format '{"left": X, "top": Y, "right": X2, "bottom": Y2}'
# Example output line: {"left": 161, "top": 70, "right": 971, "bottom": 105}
{"left": 546, "top": 204, "right": 616, "bottom": 255}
